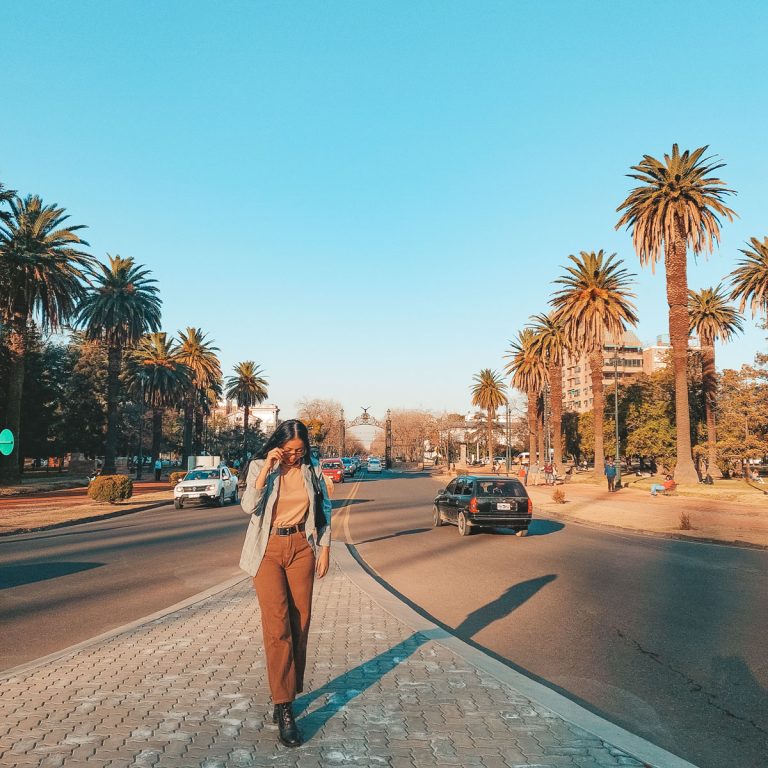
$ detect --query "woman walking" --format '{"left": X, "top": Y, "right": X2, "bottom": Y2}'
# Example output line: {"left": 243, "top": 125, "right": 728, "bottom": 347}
{"left": 239, "top": 420, "right": 332, "bottom": 747}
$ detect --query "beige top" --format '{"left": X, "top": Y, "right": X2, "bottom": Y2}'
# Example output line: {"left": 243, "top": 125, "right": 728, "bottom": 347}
{"left": 271, "top": 467, "right": 310, "bottom": 527}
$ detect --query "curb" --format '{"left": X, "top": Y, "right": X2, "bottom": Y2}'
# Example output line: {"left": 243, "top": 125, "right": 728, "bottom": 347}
{"left": 0, "top": 499, "right": 172, "bottom": 538}
{"left": 0, "top": 572, "right": 248, "bottom": 679}
{"left": 335, "top": 541, "right": 698, "bottom": 768}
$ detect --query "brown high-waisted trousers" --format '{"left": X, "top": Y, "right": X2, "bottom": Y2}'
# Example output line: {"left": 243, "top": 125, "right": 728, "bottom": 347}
{"left": 253, "top": 531, "right": 315, "bottom": 704}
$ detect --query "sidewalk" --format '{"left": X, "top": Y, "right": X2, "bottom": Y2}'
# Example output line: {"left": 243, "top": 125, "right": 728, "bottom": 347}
{"left": 0, "top": 543, "right": 695, "bottom": 768}
{"left": 524, "top": 481, "right": 768, "bottom": 549}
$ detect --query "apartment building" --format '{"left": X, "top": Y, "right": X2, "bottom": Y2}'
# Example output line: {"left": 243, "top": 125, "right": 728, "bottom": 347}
{"left": 561, "top": 330, "right": 644, "bottom": 413}
{"left": 561, "top": 332, "right": 703, "bottom": 413}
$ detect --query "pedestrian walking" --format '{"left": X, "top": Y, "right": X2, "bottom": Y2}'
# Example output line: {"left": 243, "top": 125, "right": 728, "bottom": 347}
{"left": 604, "top": 458, "right": 617, "bottom": 492}
{"left": 239, "top": 419, "right": 332, "bottom": 748}
{"left": 543, "top": 461, "right": 554, "bottom": 485}
{"left": 154, "top": 458, "right": 162, "bottom": 482}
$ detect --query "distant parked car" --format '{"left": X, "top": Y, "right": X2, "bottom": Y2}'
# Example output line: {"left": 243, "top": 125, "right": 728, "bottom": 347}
{"left": 321, "top": 459, "right": 345, "bottom": 484}
{"left": 433, "top": 475, "right": 532, "bottom": 537}
{"left": 367, "top": 457, "right": 383, "bottom": 473}
{"left": 174, "top": 466, "right": 238, "bottom": 509}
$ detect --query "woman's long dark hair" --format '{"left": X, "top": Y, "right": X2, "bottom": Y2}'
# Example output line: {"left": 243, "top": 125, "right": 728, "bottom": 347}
{"left": 257, "top": 419, "right": 312, "bottom": 465}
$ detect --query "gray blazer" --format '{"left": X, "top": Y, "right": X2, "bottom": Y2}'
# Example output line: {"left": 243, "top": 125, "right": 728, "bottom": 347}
{"left": 239, "top": 459, "right": 332, "bottom": 577}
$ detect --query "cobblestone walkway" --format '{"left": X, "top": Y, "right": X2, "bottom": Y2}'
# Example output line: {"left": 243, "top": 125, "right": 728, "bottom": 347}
{"left": 1, "top": 562, "right": 649, "bottom": 767}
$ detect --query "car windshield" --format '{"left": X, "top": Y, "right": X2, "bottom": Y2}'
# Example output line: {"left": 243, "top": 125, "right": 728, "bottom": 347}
{"left": 184, "top": 470, "right": 220, "bottom": 481}
{"left": 322, "top": 461, "right": 341, "bottom": 468}
{"left": 476, "top": 480, "right": 526, "bottom": 497}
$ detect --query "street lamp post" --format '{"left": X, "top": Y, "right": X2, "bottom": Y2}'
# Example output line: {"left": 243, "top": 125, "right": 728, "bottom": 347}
{"left": 613, "top": 344, "right": 622, "bottom": 490}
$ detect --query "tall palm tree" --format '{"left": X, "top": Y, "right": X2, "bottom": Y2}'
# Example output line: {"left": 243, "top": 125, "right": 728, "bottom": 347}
{"left": 616, "top": 144, "right": 736, "bottom": 483}
{"left": 75, "top": 255, "right": 161, "bottom": 474}
{"left": 0, "top": 195, "right": 93, "bottom": 483}
{"left": 550, "top": 250, "right": 638, "bottom": 477}
{"left": 527, "top": 312, "right": 570, "bottom": 468}
{"left": 505, "top": 329, "right": 547, "bottom": 461}
{"left": 470, "top": 369, "right": 507, "bottom": 465}
{"left": 126, "top": 333, "right": 191, "bottom": 463}
{"left": 729, "top": 236, "right": 768, "bottom": 319}
{"left": 175, "top": 328, "right": 222, "bottom": 462}
{"left": 689, "top": 286, "right": 743, "bottom": 476}
{"left": 225, "top": 362, "right": 269, "bottom": 461}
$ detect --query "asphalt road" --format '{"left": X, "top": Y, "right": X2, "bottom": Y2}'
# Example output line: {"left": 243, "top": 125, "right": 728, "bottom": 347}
{"left": 336, "top": 469, "right": 768, "bottom": 768}
{"left": 0, "top": 500, "right": 247, "bottom": 670}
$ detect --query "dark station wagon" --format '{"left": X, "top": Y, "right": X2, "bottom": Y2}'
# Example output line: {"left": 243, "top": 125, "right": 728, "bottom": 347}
{"left": 433, "top": 475, "right": 532, "bottom": 537}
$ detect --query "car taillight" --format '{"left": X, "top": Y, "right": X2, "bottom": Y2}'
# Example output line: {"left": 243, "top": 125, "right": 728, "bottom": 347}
{"left": 527, "top": 498, "right": 533, "bottom": 515}
{"left": 468, "top": 497, "right": 478, "bottom": 513}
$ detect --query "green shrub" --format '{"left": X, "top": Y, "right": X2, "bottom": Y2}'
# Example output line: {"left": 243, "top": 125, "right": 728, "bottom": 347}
{"left": 169, "top": 471, "right": 187, "bottom": 487}
{"left": 88, "top": 474, "right": 133, "bottom": 503}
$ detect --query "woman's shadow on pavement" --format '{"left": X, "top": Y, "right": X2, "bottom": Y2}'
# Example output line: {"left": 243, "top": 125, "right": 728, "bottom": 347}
{"left": 293, "top": 573, "right": 557, "bottom": 739}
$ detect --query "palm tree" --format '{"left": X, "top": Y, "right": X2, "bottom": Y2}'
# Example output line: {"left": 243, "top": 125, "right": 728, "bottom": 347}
{"left": 527, "top": 313, "right": 570, "bottom": 469}
{"left": 225, "top": 362, "right": 269, "bottom": 461}
{"left": 550, "top": 250, "right": 638, "bottom": 477}
{"left": 470, "top": 369, "right": 507, "bottom": 465}
{"left": 126, "top": 333, "right": 191, "bottom": 463}
{"left": 689, "top": 286, "right": 743, "bottom": 476}
{"left": 505, "top": 329, "right": 547, "bottom": 462}
{"left": 729, "top": 236, "right": 768, "bottom": 319}
{"left": 175, "top": 328, "right": 222, "bottom": 462}
{"left": 0, "top": 195, "right": 93, "bottom": 483}
{"left": 0, "top": 179, "right": 16, "bottom": 223}
{"left": 616, "top": 144, "right": 736, "bottom": 483}
{"left": 75, "top": 255, "right": 161, "bottom": 474}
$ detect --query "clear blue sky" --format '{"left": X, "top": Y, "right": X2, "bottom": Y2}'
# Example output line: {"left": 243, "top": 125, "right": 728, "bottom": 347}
{"left": 3, "top": 1, "right": 767, "bottom": 420}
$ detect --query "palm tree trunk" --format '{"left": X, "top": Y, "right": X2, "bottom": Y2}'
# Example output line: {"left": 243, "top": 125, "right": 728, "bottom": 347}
{"left": 589, "top": 348, "right": 605, "bottom": 478}
{"left": 182, "top": 396, "right": 193, "bottom": 464}
{"left": 702, "top": 341, "right": 720, "bottom": 478}
{"left": 527, "top": 391, "right": 536, "bottom": 459}
{"left": 666, "top": 227, "right": 699, "bottom": 483}
{"left": 193, "top": 398, "right": 204, "bottom": 454}
{"left": 0, "top": 323, "right": 26, "bottom": 485}
{"left": 549, "top": 361, "right": 563, "bottom": 468}
{"left": 537, "top": 400, "right": 545, "bottom": 466}
{"left": 103, "top": 345, "right": 122, "bottom": 475}
{"left": 152, "top": 408, "right": 163, "bottom": 462}
{"left": 487, "top": 407, "right": 494, "bottom": 467}
{"left": 242, "top": 405, "right": 250, "bottom": 461}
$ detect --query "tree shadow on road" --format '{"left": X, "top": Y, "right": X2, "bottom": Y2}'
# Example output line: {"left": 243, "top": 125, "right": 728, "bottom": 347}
{"left": 0, "top": 561, "right": 103, "bottom": 589}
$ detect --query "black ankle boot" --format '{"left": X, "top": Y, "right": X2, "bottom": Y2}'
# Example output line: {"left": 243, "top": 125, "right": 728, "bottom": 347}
{"left": 275, "top": 702, "right": 302, "bottom": 747}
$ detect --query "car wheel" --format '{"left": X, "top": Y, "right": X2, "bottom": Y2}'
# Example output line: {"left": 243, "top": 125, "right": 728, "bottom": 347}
{"left": 516, "top": 528, "right": 528, "bottom": 537}
{"left": 216, "top": 490, "right": 225, "bottom": 507}
{"left": 174, "top": 499, "right": 183, "bottom": 509}
{"left": 457, "top": 512, "right": 472, "bottom": 536}
{"left": 432, "top": 505, "right": 443, "bottom": 527}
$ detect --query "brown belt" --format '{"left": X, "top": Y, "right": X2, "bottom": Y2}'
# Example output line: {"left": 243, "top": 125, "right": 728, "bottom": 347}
{"left": 270, "top": 523, "right": 306, "bottom": 536}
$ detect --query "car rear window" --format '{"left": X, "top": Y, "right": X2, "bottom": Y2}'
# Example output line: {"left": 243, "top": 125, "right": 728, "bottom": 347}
{"left": 322, "top": 461, "right": 342, "bottom": 468}
{"left": 476, "top": 480, "right": 527, "bottom": 497}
